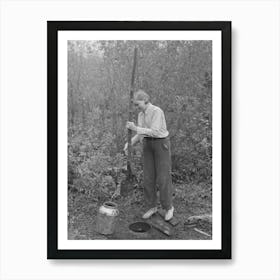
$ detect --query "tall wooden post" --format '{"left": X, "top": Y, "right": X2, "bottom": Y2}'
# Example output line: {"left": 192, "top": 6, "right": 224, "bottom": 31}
{"left": 127, "top": 47, "right": 138, "bottom": 178}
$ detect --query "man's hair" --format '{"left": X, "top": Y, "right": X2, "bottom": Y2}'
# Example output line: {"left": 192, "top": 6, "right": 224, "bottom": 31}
{"left": 134, "top": 90, "right": 150, "bottom": 104}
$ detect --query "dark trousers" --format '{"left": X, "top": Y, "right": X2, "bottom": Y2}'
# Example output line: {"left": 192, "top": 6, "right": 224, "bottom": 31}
{"left": 143, "top": 137, "right": 173, "bottom": 210}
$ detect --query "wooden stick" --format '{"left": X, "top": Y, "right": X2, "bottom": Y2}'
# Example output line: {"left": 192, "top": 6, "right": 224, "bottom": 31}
{"left": 193, "top": 227, "right": 211, "bottom": 237}
{"left": 127, "top": 47, "right": 138, "bottom": 178}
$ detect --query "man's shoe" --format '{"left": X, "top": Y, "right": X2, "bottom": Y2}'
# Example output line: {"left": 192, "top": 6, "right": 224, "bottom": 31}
{"left": 142, "top": 207, "right": 158, "bottom": 219}
{"left": 165, "top": 206, "right": 174, "bottom": 221}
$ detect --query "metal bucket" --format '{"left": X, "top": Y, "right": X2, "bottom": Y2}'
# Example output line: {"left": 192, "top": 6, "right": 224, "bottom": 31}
{"left": 96, "top": 201, "right": 119, "bottom": 235}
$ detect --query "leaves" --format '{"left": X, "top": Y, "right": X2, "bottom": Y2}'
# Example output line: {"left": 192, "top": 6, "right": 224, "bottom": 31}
{"left": 68, "top": 40, "right": 212, "bottom": 199}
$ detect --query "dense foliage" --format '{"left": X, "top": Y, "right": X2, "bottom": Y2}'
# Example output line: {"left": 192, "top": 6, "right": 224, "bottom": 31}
{"left": 68, "top": 40, "right": 212, "bottom": 200}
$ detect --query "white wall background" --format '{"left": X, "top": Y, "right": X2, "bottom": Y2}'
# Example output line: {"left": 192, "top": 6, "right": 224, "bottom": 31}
{"left": 0, "top": 0, "right": 279, "bottom": 280}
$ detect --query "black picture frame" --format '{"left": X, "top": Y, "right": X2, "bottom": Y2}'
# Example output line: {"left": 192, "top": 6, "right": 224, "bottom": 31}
{"left": 47, "top": 21, "right": 231, "bottom": 259}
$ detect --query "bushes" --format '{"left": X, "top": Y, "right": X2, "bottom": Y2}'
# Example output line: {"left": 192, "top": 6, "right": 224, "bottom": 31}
{"left": 68, "top": 120, "right": 143, "bottom": 200}
{"left": 68, "top": 40, "right": 212, "bottom": 199}
{"left": 68, "top": 116, "right": 211, "bottom": 199}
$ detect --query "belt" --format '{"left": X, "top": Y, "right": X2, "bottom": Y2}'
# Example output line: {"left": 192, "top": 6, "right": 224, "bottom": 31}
{"left": 144, "top": 137, "right": 167, "bottom": 140}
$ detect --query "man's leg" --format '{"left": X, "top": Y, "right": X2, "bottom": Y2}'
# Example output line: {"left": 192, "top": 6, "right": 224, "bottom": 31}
{"left": 143, "top": 139, "right": 157, "bottom": 210}
{"left": 154, "top": 138, "right": 173, "bottom": 211}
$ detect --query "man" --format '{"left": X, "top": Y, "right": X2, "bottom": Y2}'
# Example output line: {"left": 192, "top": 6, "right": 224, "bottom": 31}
{"left": 124, "top": 89, "right": 174, "bottom": 221}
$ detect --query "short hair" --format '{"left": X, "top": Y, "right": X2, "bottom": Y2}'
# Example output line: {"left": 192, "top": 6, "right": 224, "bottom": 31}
{"left": 134, "top": 90, "right": 150, "bottom": 104}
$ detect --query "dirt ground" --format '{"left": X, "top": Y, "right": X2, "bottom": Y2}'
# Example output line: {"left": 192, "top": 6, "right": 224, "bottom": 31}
{"left": 68, "top": 183, "right": 212, "bottom": 240}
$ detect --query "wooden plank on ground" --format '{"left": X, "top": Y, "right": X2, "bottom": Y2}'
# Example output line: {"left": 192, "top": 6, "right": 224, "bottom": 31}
{"left": 158, "top": 209, "right": 180, "bottom": 227}
{"left": 149, "top": 215, "right": 172, "bottom": 236}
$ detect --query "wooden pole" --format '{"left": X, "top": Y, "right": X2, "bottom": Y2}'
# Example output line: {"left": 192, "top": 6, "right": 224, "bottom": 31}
{"left": 127, "top": 47, "right": 138, "bottom": 178}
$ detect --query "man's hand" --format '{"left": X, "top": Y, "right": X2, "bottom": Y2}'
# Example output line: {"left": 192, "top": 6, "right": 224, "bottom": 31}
{"left": 123, "top": 142, "right": 128, "bottom": 156}
{"left": 126, "top": 121, "right": 137, "bottom": 131}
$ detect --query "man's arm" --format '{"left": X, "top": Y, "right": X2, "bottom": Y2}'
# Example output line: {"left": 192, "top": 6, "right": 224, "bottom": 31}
{"left": 123, "top": 134, "right": 143, "bottom": 154}
{"left": 131, "top": 134, "right": 142, "bottom": 145}
{"left": 124, "top": 112, "right": 144, "bottom": 153}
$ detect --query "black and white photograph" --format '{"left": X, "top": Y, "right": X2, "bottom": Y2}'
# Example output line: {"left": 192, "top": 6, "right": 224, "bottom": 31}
{"left": 3, "top": 0, "right": 280, "bottom": 278}
{"left": 48, "top": 21, "right": 231, "bottom": 259}
{"left": 67, "top": 39, "right": 213, "bottom": 240}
